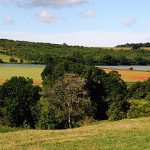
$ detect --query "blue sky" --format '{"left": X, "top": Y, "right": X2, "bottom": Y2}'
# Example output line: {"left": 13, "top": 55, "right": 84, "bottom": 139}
{"left": 0, "top": 0, "right": 150, "bottom": 46}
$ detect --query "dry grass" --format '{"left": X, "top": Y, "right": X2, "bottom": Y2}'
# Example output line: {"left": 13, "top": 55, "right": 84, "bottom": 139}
{"left": 101, "top": 47, "right": 131, "bottom": 50}
{"left": 0, "top": 117, "right": 150, "bottom": 150}
{"left": 101, "top": 47, "right": 150, "bottom": 51}
{"left": 104, "top": 68, "right": 150, "bottom": 82}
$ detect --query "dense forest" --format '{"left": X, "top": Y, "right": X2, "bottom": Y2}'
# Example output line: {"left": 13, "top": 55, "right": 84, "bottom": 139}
{"left": 0, "top": 57, "right": 150, "bottom": 129}
{"left": 1, "top": 39, "right": 150, "bottom": 65}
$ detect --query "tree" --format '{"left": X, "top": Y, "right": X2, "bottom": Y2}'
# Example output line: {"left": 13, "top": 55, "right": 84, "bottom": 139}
{"left": 128, "top": 81, "right": 147, "bottom": 99}
{"left": 102, "top": 55, "right": 117, "bottom": 65}
{"left": 9, "top": 58, "right": 18, "bottom": 63}
{"left": 68, "top": 52, "right": 85, "bottom": 64}
{"left": 85, "top": 68, "right": 129, "bottom": 121}
{"left": 132, "top": 44, "right": 140, "bottom": 50}
{"left": 135, "top": 57, "right": 147, "bottom": 65}
{"left": 41, "top": 59, "right": 86, "bottom": 85}
{"left": 20, "top": 58, "right": 24, "bottom": 63}
{"left": 0, "top": 59, "right": 4, "bottom": 63}
{"left": 84, "top": 67, "right": 108, "bottom": 120}
{"left": 0, "top": 76, "right": 41, "bottom": 128}
{"left": 118, "top": 55, "right": 130, "bottom": 65}
{"left": 37, "top": 73, "right": 94, "bottom": 129}
{"left": 104, "top": 71, "right": 129, "bottom": 120}
{"left": 128, "top": 78, "right": 150, "bottom": 100}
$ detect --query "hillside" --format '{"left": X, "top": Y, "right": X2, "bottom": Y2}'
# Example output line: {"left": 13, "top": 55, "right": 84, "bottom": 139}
{"left": 0, "top": 117, "right": 150, "bottom": 150}
{"left": 1, "top": 39, "right": 150, "bottom": 65}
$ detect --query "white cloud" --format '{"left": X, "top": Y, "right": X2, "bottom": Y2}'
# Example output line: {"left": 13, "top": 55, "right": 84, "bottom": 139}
{"left": 79, "top": 10, "right": 96, "bottom": 17}
{"left": 36, "top": 11, "right": 60, "bottom": 23}
{"left": 122, "top": 16, "right": 136, "bottom": 27}
{"left": 4, "top": 17, "right": 15, "bottom": 24}
{"left": 0, "top": 30, "right": 150, "bottom": 47}
{"left": 32, "top": 0, "right": 87, "bottom": 8}
{"left": 4, "top": 0, "right": 87, "bottom": 8}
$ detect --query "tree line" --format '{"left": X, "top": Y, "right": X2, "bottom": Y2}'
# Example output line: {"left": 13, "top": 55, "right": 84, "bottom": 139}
{"left": 0, "top": 58, "right": 150, "bottom": 129}
{"left": 1, "top": 39, "right": 150, "bottom": 65}
{"left": 116, "top": 42, "right": 150, "bottom": 48}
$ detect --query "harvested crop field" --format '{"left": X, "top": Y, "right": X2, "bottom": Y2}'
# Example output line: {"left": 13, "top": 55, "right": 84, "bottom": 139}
{"left": 104, "top": 68, "right": 150, "bottom": 82}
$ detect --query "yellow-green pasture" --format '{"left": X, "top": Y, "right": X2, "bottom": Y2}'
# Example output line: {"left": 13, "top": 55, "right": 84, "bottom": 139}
{"left": 0, "top": 66, "right": 43, "bottom": 85}
{"left": 0, "top": 117, "right": 150, "bottom": 150}
{"left": 0, "top": 54, "right": 20, "bottom": 63}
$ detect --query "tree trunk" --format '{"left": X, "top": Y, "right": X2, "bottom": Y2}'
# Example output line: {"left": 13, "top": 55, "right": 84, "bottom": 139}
{"left": 68, "top": 108, "right": 71, "bottom": 129}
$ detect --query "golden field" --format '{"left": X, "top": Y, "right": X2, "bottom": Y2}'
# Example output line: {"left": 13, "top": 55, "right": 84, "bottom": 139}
{"left": 104, "top": 68, "right": 150, "bottom": 82}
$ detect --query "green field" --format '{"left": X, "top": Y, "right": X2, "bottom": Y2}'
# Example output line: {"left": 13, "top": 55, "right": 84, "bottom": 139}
{"left": 0, "top": 117, "right": 150, "bottom": 150}
{"left": 0, "top": 66, "right": 43, "bottom": 85}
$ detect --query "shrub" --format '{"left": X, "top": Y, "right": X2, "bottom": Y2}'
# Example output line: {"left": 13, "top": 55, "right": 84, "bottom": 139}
{"left": 0, "top": 125, "right": 20, "bottom": 133}
{"left": 0, "top": 59, "right": 4, "bottom": 63}
{"left": 127, "top": 99, "right": 150, "bottom": 119}
{"left": 9, "top": 57, "right": 18, "bottom": 63}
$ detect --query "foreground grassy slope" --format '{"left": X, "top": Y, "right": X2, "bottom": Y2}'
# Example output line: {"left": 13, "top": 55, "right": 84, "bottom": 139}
{"left": 0, "top": 117, "right": 150, "bottom": 150}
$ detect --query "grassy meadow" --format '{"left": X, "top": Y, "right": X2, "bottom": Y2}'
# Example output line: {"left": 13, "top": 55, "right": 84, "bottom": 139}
{"left": 0, "top": 54, "right": 20, "bottom": 63}
{"left": 0, "top": 117, "right": 150, "bottom": 150}
{"left": 0, "top": 66, "right": 43, "bottom": 85}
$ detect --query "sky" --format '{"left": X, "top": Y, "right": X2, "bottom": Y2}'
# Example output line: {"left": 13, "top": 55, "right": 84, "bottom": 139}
{"left": 1, "top": 0, "right": 150, "bottom": 47}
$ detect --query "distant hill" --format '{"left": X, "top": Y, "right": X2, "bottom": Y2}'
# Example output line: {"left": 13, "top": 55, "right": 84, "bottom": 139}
{"left": 1, "top": 39, "right": 150, "bottom": 65}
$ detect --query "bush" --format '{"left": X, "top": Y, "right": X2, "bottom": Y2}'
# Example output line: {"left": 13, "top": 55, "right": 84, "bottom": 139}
{"left": 0, "top": 59, "right": 4, "bottom": 63}
{"left": 20, "top": 58, "right": 24, "bottom": 63}
{"left": 9, "top": 57, "right": 18, "bottom": 63}
{"left": 127, "top": 99, "right": 150, "bottom": 119}
{"left": 0, "top": 125, "right": 20, "bottom": 133}
{"left": 107, "top": 102, "right": 127, "bottom": 121}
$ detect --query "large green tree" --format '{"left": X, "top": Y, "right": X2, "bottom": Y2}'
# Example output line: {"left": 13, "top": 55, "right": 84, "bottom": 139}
{"left": 37, "top": 73, "right": 94, "bottom": 129}
{"left": 0, "top": 76, "right": 41, "bottom": 128}
{"left": 85, "top": 68, "right": 129, "bottom": 121}
{"left": 104, "top": 71, "right": 129, "bottom": 120}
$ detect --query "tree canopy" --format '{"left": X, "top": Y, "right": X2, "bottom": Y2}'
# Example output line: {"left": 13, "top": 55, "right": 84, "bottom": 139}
{"left": 0, "top": 77, "right": 41, "bottom": 128}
